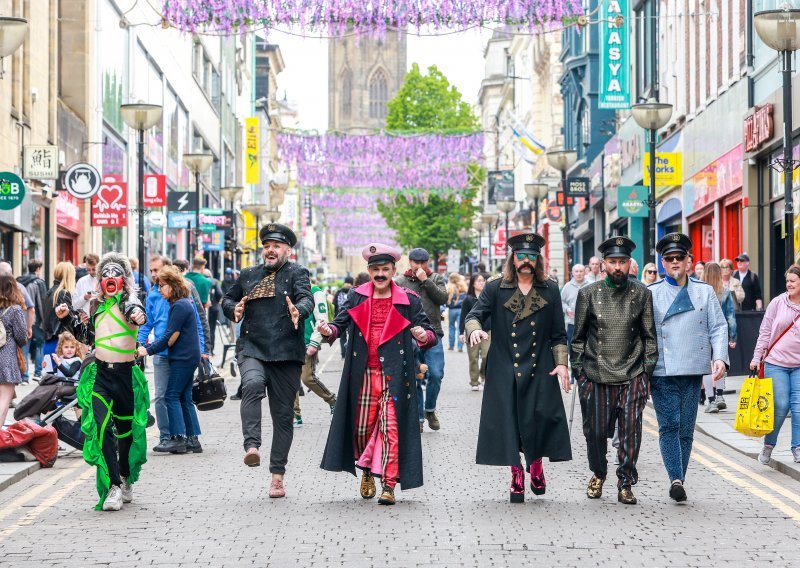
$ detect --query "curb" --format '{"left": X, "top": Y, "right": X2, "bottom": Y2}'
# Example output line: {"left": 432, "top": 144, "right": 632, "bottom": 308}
{"left": 0, "top": 461, "right": 41, "bottom": 492}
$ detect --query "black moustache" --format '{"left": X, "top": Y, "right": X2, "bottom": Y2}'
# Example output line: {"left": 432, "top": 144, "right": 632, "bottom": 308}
{"left": 374, "top": 277, "right": 388, "bottom": 282}
{"left": 519, "top": 263, "right": 534, "bottom": 270}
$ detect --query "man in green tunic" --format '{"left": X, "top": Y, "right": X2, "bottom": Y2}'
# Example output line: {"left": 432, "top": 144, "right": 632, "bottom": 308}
{"left": 465, "top": 232, "right": 572, "bottom": 503}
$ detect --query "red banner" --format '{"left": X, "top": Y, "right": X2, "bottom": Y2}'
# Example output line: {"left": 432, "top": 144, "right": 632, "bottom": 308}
{"left": 56, "top": 192, "right": 81, "bottom": 233}
{"left": 91, "top": 175, "right": 128, "bottom": 227}
{"left": 143, "top": 174, "right": 167, "bottom": 207}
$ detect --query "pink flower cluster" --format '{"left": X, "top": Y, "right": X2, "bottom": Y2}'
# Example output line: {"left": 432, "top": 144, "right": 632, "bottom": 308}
{"left": 162, "top": 0, "right": 583, "bottom": 35}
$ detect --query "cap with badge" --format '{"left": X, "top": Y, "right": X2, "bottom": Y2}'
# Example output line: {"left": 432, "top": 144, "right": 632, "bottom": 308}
{"left": 656, "top": 232, "right": 692, "bottom": 257}
{"left": 259, "top": 223, "right": 298, "bottom": 247}
{"left": 362, "top": 243, "right": 402, "bottom": 266}
{"left": 507, "top": 232, "right": 546, "bottom": 255}
{"left": 598, "top": 236, "right": 636, "bottom": 259}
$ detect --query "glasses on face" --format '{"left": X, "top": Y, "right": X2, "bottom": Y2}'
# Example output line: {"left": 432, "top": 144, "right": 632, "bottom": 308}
{"left": 646, "top": 270, "right": 657, "bottom": 274}
{"left": 663, "top": 254, "right": 686, "bottom": 263}
{"left": 515, "top": 252, "right": 538, "bottom": 261}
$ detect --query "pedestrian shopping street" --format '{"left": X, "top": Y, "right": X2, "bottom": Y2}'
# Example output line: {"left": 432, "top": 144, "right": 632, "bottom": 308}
{"left": 1, "top": 348, "right": 799, "bottom": 567}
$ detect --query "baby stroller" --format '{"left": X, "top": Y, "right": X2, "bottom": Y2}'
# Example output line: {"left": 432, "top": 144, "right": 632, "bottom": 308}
{"left": 13, "top": 374, "right": 84, "bottom": 450}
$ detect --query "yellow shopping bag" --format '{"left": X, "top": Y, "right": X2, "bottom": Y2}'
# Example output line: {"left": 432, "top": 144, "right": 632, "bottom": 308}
{"left": 734, "top": 375, "right": 774, "bottom": 437}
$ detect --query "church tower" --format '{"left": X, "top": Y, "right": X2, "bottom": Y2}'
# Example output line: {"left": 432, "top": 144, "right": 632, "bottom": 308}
{"left": 328, "top": 32, "right": 407, "bottom": 131}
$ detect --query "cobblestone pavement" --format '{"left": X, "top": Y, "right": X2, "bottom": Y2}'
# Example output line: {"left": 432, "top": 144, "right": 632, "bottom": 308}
{"left": 1, "top": 346, "right": 800, "bottom": 567}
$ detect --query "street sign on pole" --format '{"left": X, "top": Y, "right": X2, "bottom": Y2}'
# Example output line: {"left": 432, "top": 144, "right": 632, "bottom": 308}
{"left": 63, "top": 162, "right": 101, "bottom": 199}
{"left": 167, "top": 190, "right": 197, "bottom": 212}
{"left": 23, "top": 145, "right": 59, "bottom": 179}
{"left": 0, "top": 172, "right": 26, "bottom": 210}
{"left": 565, "top": 177, "right": 590, "bottom": 197}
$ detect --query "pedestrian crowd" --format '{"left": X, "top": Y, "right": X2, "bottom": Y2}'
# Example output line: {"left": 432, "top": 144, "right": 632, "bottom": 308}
{"left": 0, "top": 225, "right": 797, "bottom": 513}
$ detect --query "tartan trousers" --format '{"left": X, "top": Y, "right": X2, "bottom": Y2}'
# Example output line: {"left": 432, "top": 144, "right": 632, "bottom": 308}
{"left": 355, "top": 367, "right": 399, "bottom": 488}
{"left": 578, "top": 373, "right": 649, "bottom": 489}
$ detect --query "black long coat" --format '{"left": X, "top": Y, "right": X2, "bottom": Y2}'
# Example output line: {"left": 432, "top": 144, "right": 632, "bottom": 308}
{"left": 465, "top": 276, "right": 572, "bottom": 467}
{"left": 320, "top": 282, "right": 436, "bottom": 490}
{"left": 221, "top": 261, "right": 313, "bottom": 364}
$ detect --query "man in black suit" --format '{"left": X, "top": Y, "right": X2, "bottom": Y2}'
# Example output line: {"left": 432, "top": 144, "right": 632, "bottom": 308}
{"left": 733, "top": 253, "right": 763, "bottom": 311}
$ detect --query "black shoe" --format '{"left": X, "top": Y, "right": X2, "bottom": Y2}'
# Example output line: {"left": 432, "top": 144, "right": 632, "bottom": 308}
{"left": 146, "top": 411, "right": 156, "bottom": 428}
{"left": 153, "top": 439, "right": 171, "bottom": 453}
{"left": 669, "top": 481, "right": 687, "bottom": 502}
{"left": 159, "top": 437, "right": 187, "bottom": 454}
{"left": 186, "top": 436, "right": 203, "bottom": 453}
{"left": 230, "top": 393, "right": 242, "bottom": 401}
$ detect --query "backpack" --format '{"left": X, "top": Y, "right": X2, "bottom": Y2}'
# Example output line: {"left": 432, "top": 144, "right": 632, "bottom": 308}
{"left": 0, "top": 307, "right": 10, "bottom": 348}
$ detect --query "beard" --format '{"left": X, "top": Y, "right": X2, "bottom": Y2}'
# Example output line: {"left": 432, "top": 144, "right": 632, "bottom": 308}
{"left": 608, "top": 270, "right": 628, "bottom": 286}
{"left": 263, "top": 251, "right": 288, "bottom": 270}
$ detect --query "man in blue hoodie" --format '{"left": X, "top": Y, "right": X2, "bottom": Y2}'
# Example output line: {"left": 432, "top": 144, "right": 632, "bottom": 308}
{"left": 138, "top": 255, "right": 207, "bottom": 452}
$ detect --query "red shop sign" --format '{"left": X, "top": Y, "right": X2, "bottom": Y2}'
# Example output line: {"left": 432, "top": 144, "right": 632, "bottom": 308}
{"left": 56, "top": 192, "right": 81, "bottom": 233}
{"left": 744, "top": 104, "right": 773, "bottom": 153}
{"left": 143, "top": 174, "right": 167, "bottom": 207}
{"left": 91, "top": 175, "right": 128, "bottom": 227}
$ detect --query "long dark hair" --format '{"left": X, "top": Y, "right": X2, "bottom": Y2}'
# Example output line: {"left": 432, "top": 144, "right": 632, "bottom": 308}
{"left": 502, "top": 254, "right": 547, "bottom": 285}
{"left": 467, "top": 272, "right": 488, "bottom": 298}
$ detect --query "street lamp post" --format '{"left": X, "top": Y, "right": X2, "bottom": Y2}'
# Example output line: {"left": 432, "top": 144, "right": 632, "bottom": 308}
{"left": 120, "top": 103, "right": 163, "bottom": 301}
{"left": 631, "top": 100, "right": 674, "bottom": 264}
{"left": 472, "top": 219, "right": 484, "bottom": 267}
{"left": 481, "top": 212, "right": 499, "bottom": 272}
{"left": 0, "top": 16, "right": 28, "bottom": 59}
{"left": 457, "top": 227, "right": 471, "bottom": 273}
{"left": 183, "top": 153, "right": 214, "bottom": 258}
{"left": 496, "top": 199, "right": 516, "bottom": 250}
{"left": 546, "top": 148, "right": 578, "bottom": 270}
{"left": 220, "top": 186, "right": 244, "bottom": 272}
{"left": 525, "top": 183, "right": 549, "bottom": 233}
{"left": 754, "top": 4, "right": 800, "bottom": 269}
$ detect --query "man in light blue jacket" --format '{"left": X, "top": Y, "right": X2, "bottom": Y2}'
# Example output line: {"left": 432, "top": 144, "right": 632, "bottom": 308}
{"left": 649, "top": 233, "right": 728, "bottom": 503}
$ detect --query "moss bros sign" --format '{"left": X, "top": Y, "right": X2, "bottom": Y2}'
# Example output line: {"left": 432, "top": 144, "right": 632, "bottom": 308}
{"left": 599, "top": 0, "right": 630, "bottom": 110}
{"left": 0, "top": 172, "right": 26, "bottom": 211}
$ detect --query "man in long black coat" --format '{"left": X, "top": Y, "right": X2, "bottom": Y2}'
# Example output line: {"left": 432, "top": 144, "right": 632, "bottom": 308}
{"left": 465, "top": 232, "right": 572, "bottom": 503}
{"left": 318, "top": 243, "right": 436, "bottom": 505}
{"left": 222, "top": 223, "right": 314, "bottom": 499}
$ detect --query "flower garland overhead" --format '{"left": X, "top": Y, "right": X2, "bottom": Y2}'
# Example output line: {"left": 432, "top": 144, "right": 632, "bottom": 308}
{"left": 162, "top": 0, "right": 583, "bottom": 36}
{"left": 277, "top": 132, "right": 483, "bottom": 193}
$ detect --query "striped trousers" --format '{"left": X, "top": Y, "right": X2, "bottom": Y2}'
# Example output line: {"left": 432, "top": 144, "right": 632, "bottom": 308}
{"left": 578, "top": 373, "right": 649, "bottom": 489}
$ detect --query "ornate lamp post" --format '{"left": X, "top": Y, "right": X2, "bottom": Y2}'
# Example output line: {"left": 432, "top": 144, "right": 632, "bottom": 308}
{"left": 220, "top": 186, "right": 243, "bottom": 272}
{"left": 183, "top": 153, "right": 214, "bottom": 256}
{"left": 472, "top": 219, "right": 484, "bottom": 267}
{"left": 243, "top": 203, "right": 270, "bottom": 264}
{"left": 496, "top": 199, "right": 516, "bottom": 249}
{"left": 120, "top": 103, "right": 163, "bottom": 300}
{"left": 525, "top": 183, "right": 549, "bottom": 233}
{"left": 754, "top": 3, "right": 800, "bottom": 268}
{"left": 546, "top": 148, "right": 578, "bottom": 269}
{"left": 482, "top": 211, "right": 499, "bottom": 271}
{"left": 631, "top": 100, "right": 674, "bottom": 264}
{"left": 457, "top": 227, "right": 471, "bottom": 273}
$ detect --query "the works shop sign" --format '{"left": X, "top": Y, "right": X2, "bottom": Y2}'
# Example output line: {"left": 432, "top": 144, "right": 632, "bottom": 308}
{"left": 599, "top": 0, "right": 630, "bottom": 110}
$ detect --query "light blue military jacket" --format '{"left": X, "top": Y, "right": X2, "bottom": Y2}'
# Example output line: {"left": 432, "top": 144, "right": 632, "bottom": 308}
{"left": 649, "top": 276, "right": 730, "bottom": 377}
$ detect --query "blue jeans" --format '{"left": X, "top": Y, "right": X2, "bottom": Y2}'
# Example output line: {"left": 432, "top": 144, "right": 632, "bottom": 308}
{"left": 165, "top": 362, "right": 201, "bottom": 438}
{"left": 22, "top": 326, "right": 44, "bottom": 380}
{"left": 448, "top": 308, "right": 463, "bottom": 350}
{"left": 416, "top": 340, "right": 445, "bottom": 421}
{"left": 764, "top": 363, "right": 800, "bottom": 449}
{"left": 152, "top": 355, "right": 171, "bottom": 442}
{"left": 650, "top": 375, "right": 702, "bottom": 482}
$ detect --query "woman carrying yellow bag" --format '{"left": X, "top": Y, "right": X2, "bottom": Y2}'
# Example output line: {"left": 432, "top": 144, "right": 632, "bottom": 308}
{"left": 750, "top": 265, "right": 800, "bottom": 465}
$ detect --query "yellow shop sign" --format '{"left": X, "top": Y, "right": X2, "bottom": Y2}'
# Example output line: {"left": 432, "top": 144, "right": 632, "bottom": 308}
{"left": 643, "top": 152, "right": 682, "bottom": 186}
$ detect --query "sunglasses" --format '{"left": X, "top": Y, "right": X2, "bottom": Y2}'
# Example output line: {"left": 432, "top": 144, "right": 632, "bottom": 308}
{"left": 646, "top": 270, "right": 657, "bottom": 274}
{"left": 515, "top": 252, "right": 539, "bottom": 261}
{"left": 663, "top": 254, "right": 687, "bottom": 263}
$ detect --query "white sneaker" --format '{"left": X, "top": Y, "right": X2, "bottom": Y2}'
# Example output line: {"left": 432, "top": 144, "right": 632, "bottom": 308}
{"left": 758, "top": 445, "right": 774, "bottom": 465}
{"left": 471, "top": 385, "right": 480, "bottom": 392}
{"left": 793, "top": 447, "right": 800, "bottom": 463}
{"left": 716, "top": 394, "right": 727, "bottom": 410}
{"left": 121, "top": 477, "right": 133, "bottom": 503}
{"left": 103, "top": 485, "right": 123, "bottom": 511}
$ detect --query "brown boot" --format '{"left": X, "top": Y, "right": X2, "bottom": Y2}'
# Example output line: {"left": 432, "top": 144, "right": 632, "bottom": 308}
{"left": 425, "top": 411, "right": 440, "bottom": 431}
{"left": 360, "top": 471, "right": 376, "bottom": 499}
{"left": 586, "top": 475, "right": 605, "bottom": 499}
{"left": 617, "top": 486, "right": 637, "bottom": 505}
{"left": 378, "top": 485, "right": 396, "bottom": 505}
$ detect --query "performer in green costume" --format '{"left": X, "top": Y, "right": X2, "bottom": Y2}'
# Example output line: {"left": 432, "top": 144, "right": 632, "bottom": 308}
{"left": 57, "top": 252, "right": 149, "bottom": 511}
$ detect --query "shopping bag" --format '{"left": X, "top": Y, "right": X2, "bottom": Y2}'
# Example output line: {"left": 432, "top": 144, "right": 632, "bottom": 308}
{"left": 734, "top": 374, "right": 774, "bottom": 437}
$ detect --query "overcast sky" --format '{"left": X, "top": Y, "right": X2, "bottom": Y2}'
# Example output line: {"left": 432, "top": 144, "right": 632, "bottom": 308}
{"left": 272, "top": 28, "right": 493, "bottom": 131}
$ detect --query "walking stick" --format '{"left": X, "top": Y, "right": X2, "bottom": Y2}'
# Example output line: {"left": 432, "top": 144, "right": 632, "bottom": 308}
{"left": 568, "top": 382, "right": 578, "bottom": 436}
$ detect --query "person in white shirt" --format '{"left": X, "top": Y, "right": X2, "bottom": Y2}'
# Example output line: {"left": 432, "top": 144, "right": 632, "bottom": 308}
{"left": 73, "top": 254, "right": 99, "bottom": 315}
{"left": 585, "top": 256, "right": 602, "bottom": 283}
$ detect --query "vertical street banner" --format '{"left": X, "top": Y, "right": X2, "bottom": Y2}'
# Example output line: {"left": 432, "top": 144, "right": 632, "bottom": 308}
{"left": 245, "top": 117, "right": 259, "bottom": 184}
{"left": 598, "top": 0, "right": 630, "bottom": 109}
{"left": 91, "top": 175, "right": 128, "bottom": 227}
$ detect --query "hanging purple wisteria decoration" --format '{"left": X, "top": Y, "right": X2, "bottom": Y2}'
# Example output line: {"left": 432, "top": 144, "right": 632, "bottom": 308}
{"left": 277, "top": 132, "right": 483, "bottom": 193}
{"left": 162, "top": 0, "right": 583, "bottom": 36}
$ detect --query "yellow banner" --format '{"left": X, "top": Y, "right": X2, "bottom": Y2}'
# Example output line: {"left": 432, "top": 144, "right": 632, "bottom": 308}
{"left": 643, "top": 152, "right": 682, "bottom": 187}
{"left": 245, "top": 117, "right": 259, "bottom": 184}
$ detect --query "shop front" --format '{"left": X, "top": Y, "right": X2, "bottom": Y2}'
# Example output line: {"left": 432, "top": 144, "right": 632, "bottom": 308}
{"left": 683, "top": 144, "right": 744, "bottom": 263}
{"left": 56, "top": 192, "right": 81, "bottom": 263}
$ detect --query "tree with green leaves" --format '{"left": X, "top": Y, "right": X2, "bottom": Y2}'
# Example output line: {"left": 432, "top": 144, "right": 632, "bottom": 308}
{"left": 378, "top": 64, "right": 483, "bottom": 259}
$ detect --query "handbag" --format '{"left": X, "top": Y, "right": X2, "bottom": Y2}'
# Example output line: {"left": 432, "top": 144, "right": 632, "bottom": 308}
{"left": 192, "top": 358, "right": 227, "bottom": 411}
{"left": 734, "top": 372, "right": 774, "bottom": 437}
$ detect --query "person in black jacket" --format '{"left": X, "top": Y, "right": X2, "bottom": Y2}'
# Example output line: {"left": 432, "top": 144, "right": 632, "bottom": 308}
{"left": 221, "top": 223, "right": 314, "bottom": 499}
{"left": 333, "top": 276, "right": 354, "bottom": 359}
{"left": 733, "top": 253, "right": 763, "bottom": 311}
{"left": 460, "top": 272, "right": 490, "bottom": 391}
